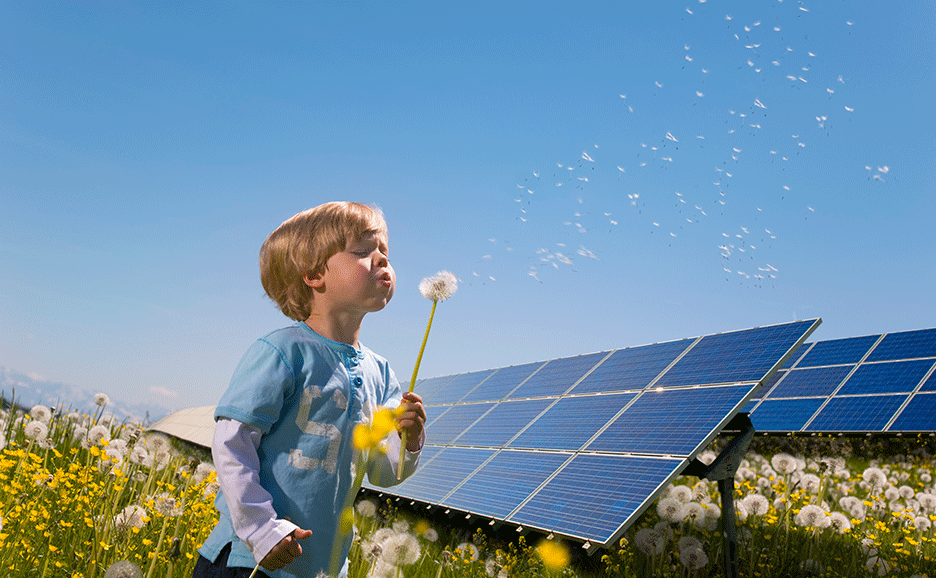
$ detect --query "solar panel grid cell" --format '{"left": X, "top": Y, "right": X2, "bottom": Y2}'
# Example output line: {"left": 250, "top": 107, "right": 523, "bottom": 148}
{"left": 508, "top": 454, "right": 683, "bottom": 543}
{"left": 441, "top": 450, "right": 571, "bottom": 519}
{"left": 587, "top": 385, "right": 753, "bottom": 456}
{"left": 508, "top": 393, "right": 637, "bottom": 451}
{"left": 390, "top": 447, "right": 495, "bottom": 504}
{"left": 836, "top": 360, "right": 935, "bottom": 396}
{"left": 797, "top": 335, "right": 879, "bottom": 367}
{"left": 748, "top": 398, "right": 825, "bottom": 432}
{"left": 867, "top": 328, "right": 936, "bottom": 362}
{"left": 424, "top": 369, "right": 496, "bottom": 404}
{"left": 806, "top": 395, "right": 908, "bottom": 432}
{"left": 889, "top": 393, "right": 936, "bottom": 432}
{"left": 453, "top": 398, "right": 554, "bottom": 447}
{"left": 571, "top": 340, "right": 693, "bottom": 394}
{"left": 427, "top": 403, "right": 496, "bottom": 445}
{"left": 508, "top": 352, "right": 607, "bottom": 399}
{"left": 654, "top": 321, "right": 815, "bottom": 387}
{"left": 767, "top": 365, "right": 854, "bottom": 398}
{"left": 459, "top": 362, "right": 544, "bottom": 403}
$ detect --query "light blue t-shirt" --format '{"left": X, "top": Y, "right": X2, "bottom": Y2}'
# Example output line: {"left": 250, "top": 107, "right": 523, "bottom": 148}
{"left": 200, "top": 323, "right": 406, "bottom": 577}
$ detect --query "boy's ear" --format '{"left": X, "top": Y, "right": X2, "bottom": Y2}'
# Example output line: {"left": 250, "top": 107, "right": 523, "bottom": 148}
{"left": 304, "top": 272, "right": 325, "bottom": 289}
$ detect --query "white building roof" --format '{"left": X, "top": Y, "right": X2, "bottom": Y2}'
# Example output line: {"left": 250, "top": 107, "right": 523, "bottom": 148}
{"left": 147, "top": 405, "right": 216, "bottom": 448}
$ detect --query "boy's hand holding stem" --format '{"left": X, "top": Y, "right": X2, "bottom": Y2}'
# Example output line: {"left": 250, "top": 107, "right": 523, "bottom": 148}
{"left": 396, "top": 391, "right": 426, "bottom": 451}
{"left": 252, "top": 528, "right": 313, "bottom": 577}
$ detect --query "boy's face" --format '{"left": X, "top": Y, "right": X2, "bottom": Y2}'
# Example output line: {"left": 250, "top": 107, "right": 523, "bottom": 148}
{"left": 308, "top": 230, "right": 395, "bottom": 315}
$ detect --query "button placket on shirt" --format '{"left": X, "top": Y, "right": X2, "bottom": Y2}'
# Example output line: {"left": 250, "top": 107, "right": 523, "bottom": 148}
{"left": 345, "top": 352, "right": 365, "bottom": 417}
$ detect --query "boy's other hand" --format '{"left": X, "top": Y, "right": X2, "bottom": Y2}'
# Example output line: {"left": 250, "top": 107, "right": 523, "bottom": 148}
{"left": 261, "top": 528, "right": 313, "bottom": 571}
{"left": 397, "top": 392, "right": 426, "bottom": 451}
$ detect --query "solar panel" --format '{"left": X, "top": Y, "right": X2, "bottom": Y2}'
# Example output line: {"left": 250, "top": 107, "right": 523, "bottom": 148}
{"left": 365, "top": 319, "right": 819, "bottom": 547}
{"left": 747, "top": 327, "right": 936, "bottom": 434}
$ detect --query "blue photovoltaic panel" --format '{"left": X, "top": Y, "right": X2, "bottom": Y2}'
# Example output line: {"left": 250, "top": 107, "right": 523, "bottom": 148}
{"left": 425, "top": 370, "right": 496, "bottom": 405}
{"left": 508, "top": 352, "right": 607, "bottom": 399}
{"left": 427, "top": 403, "right": 496, "bottom": 445}
{"left": 364, "top": 319, "right": 821, "bottom": 546}
{"left": 751, "top": 369, "right": 787, "bottom": 399}
{"left": 796, "top": 335, "right": 879, "bottom": 367}
{"left": 459, "top": 362, "right": 544, "bottom": 403}
{"left": 890, "top": 393, "right": 936, "bottom": 432}
{"left": 442, "top": 450, "right": 570, "bottom": 519}
{"left": 571, "top": 339, "right": 694, "bottom": 395}
{"left": 654, "top": 320, "right": 817, "bottom": 387}
{"left": 866, "top": 328, "right": 936, "bottom": 362}
{"left": 587, "top": 385, "right": 753, "bottom": 457}
{"left": 412, "top": 375, "right": 455, "bottom": 402}
{"left": 747, "top": 398, "right": 825, "bottom": 432}
{"left": 806, "top": 395, "right": 908, "bottom": 432}
{"left": 508, "top": 454, "right": 683, "bottom": 544}
{"left": 836, "top": 360, "right": 934, "bottom": 396}
{"left": 453, "top": 399, "right": 554, "bottom": 448}
{"left": 509, "top": 393, "right": 637, "bottom": 451}
{"left": 921, "top": 371, "right": 936, "bottom": 393}
{"left": 767, "top": 366, "right": 854, "bottom": 398}
{"left": 363, "top": 445, "right": 445, "bottom": 493}
{"left": 389, "top": 447, "right": 494, "bottom": 504}
{"left": 781, "top": 345, "right": 811, "bottom": 369}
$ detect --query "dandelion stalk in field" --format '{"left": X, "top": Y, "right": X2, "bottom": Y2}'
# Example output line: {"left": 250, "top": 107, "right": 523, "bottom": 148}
{"left": 398, "top": 271, "right": 457, "bottom": 479}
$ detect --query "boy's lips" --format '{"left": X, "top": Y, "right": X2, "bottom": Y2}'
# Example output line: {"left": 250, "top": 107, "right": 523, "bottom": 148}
{"left": 377, "top": 271, "right": 394, "bottom": 288}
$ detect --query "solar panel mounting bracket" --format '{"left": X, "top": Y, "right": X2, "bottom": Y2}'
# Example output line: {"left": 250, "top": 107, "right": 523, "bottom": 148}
{"left": 682, "top": 412, "right": 754, "bottom": 578}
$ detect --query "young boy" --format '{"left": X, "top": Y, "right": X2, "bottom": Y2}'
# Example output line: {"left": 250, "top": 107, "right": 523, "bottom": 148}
{"left": 195, "top": 202, "right": 426, "bottom": 578}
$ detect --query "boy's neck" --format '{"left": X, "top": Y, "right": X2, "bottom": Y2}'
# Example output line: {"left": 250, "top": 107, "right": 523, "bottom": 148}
{"left": 304, "top": 314, "right": 363, "bottom": 348}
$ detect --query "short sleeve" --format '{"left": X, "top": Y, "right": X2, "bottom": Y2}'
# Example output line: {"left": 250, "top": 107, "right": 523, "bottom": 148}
{"left": 214, "top": 338, "right": 299, "bottom": 433}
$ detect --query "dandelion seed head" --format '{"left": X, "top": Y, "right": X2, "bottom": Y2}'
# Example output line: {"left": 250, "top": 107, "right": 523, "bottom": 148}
{"left": 379, "top": 532, "right": 421, "bottom": 566}
{"left": 419, "top": 271, "right": 458, "bottom": 302}
{"left": 634, "top": 527, "right": 667, "bottom": 555}
{"left": 25, "top": 419, "right": 49, "bottom": 441}
{"left": 743, "top": 494, "right": 770, "bottom": 516}
{"left": 771, "top": 453, "right": 799, "bottom": 474}
{"left": 89, "top": 424, "right": 111, "bottom": 445}
{"left": 680, "top": 546, "right": 709, "bottom": 570}
{"left": 794, "top": 504, "right": 831, "bottom": 529}
{"left": 103, "top": 560, "right": 143, "bottom": 578}
{"left": 30, "top": 404, "right": 52, "bottom": 423}
{"left": 94, "top": 392, "right": 111, "bottom": 407}
{"left": 355, "top": 499, "right": 378, "bottom": 518}
{"left": 455, "top": 542, "right": 480, "bottom": 561}
{"left": 657, "top": 497, "right": 689, "bottom": 523}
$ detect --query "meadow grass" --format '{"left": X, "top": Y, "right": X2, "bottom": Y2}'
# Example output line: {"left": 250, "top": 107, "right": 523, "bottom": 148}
{"left": 2, "top": 394, "right": 935, "bottom": 577}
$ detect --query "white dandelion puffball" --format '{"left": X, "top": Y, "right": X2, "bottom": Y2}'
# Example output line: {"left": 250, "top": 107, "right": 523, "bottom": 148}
{"left": 657, "top": 497, "right": 688, "bottom": 523}
{"left": 679, "top": 546, "right": 709, "bottom": 570}
{"left": 30, "top": 404, "right": 52, "bottom": 423}
{"left": 743, "top": 494, "right": 770, "bottom": 516}
{"left": 94, "top": 392, "right": 110, "bottom": 407}
{"left": 104, "top": 560, "right": 143, "bottom": 578}
{"left": 455, "top": 542, "right": 480, "bottom": 562}
{"left": 634, "top": 527, "right": 666, "bottom": 556}
{"left": 25, "top": 420, "right": 49, "bottom": 441}
{"left": 115, "top": 505, "right": 147, "bottom": 531}
{"left": 379, "top": 532, "right": 421, "bottom": 566}
{"left": 419, "top": 271, "right": 458, "bottom": 302}
{"left": 771, "top": 452, "right": 799, "bottom": 474}
{"left": 794, "top": 504, "right": 831, "bottom": 529}
{"left": 88, "top": 424, "right": 111, "bottom": 445}
{"left": 355, "top": 499, "right": 377, "bottom": 518}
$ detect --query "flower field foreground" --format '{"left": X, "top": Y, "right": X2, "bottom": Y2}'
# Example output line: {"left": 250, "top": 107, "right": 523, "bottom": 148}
{"left": 4, "top": 392, "right": 936, "bottom": 578}
{"left": 0, "top": 396, "right": 219, "bottom": 577}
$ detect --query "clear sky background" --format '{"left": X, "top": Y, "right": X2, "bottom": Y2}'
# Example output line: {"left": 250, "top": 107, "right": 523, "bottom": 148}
{"left": 3, "top": 1, "right": 935, "bottom": 413}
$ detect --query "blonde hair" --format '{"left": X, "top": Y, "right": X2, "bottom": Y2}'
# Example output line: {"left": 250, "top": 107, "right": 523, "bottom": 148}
{"left": 260, "top": 201, "right": 387, "bottom": 321}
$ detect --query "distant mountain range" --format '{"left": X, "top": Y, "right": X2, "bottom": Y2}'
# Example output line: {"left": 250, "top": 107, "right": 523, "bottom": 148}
{"left": 0, "top": 366, "right": 174, "bottom": 425}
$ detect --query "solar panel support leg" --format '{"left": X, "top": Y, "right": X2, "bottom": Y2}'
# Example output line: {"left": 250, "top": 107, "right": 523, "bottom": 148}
{"left": 682, "top": 413, "right": 755, "bottom": 578}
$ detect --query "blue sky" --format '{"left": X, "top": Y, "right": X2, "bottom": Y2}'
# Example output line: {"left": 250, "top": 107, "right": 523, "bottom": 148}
{"left": 2, "top": 1, "right": 935, "bottom": 412}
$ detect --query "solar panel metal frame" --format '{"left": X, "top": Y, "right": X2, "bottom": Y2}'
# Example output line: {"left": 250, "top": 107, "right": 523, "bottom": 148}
{"left": 745, "top": 328, "right": 936, "bottom": 435}
{"left": 364, "top": 319, "right": 820, "bottom": 549}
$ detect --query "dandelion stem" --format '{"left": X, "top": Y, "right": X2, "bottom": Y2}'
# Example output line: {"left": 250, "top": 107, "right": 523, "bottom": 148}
{"left": 399, "top": 299, "right": 437, "bottom": 480}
